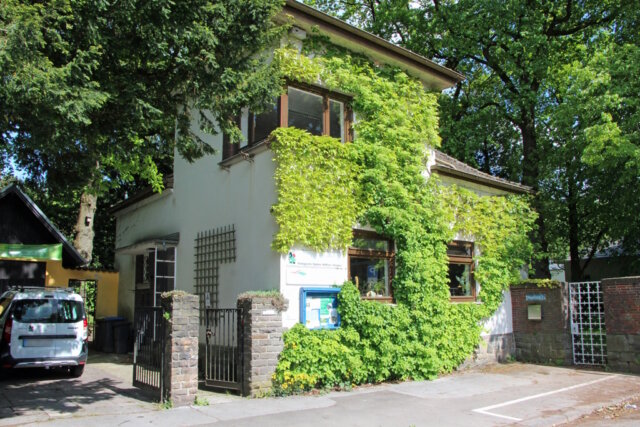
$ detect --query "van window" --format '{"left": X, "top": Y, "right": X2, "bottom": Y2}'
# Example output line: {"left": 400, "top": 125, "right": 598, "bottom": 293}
{"left": 12, "top": 299, "right": 57, "bottom": 323}
{"left": 58, "top": 300, "right": 84, "bottom": 323}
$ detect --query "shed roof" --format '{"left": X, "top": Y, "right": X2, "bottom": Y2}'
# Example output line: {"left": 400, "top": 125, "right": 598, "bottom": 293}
{"left": 0, "top": 184, "right": 87, "bottom": 267}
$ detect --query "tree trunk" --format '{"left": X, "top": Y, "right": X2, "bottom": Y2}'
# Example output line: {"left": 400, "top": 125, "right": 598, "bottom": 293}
{"left": 567, "top": 177, "right": 582, "bottom": 282}
{"left": 520, "top": 107, "right": 551, "bottom": 279}
{"left": 73, "top": 191, "right": 98, "bottom": 264}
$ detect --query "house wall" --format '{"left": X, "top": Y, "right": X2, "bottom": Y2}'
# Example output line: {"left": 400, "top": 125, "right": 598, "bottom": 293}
{"left": 44, "top": 261, "right": 119, "bottom": 318}
{"left": 439, "top": 171, "right": 517, "bottom": 357}
{"left": 114, "top": 119, "right": 280, "bottom": 322}
{"left": 114, "top": 141, "right": 517, "bottom": 347}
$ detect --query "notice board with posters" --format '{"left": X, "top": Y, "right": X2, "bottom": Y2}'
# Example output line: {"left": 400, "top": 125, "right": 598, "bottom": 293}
{"left": 300, "top": 287, "right": 341, "bottom": 330}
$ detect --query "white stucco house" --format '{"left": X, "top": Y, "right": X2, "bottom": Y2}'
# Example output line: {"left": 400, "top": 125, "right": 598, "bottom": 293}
{"left": 111, "top": 1, "right": 530, "bottom": 359}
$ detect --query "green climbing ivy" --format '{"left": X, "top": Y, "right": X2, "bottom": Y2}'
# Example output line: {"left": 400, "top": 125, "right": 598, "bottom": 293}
{"left": 269, "top": 38, "right": 537, "bottom": 393}
{"left": 270, "top": 128, "right": 360, "bottom": 252}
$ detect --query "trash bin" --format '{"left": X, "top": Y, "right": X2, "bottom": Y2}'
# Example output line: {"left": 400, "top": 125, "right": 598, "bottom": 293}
{"left": 93, "top": 318, "right": 106, "bottom": 351}
{"left": 95, "top": 316, "right": 126, "bottom": 353}
{"left": 113, "top": 321, "right": 131, "bottom": 354}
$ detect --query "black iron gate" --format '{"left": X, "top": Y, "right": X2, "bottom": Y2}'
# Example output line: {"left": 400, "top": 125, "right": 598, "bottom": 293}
{"left": 569, "top": 281, "right": 607, "bottom": 366}
{"left": 204, "top": 308, "right": 244, "bottom": 393}
{"left": 133, "top": 306, "right": 165, "bottom": 400}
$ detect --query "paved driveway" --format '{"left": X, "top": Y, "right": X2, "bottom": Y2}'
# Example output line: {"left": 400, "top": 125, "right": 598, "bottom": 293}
{"left": 1, "top": 361, "right": 639, "bottom": 426}
{"left": 0, "top": 353, "right": 157, "bottom": 426}
{"left": 194, "top": 363, "right": 640, "bottom": 427}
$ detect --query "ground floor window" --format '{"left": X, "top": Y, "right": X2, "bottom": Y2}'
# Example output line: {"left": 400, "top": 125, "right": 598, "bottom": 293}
{"left": 348, "top": 230, "right": 395, "bottom": 302}
{"left": 447, "top": 241, "right": 475, "bottom": 301}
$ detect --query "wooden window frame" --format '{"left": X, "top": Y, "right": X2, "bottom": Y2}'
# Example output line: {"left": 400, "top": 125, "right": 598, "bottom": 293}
{"left": 222, "top": 83, "right": 353, "bottom": 160}
{"left": 348, "top": 230, "right": 395, "bottom": 303}
{"left": 447, "top": 241, "right": 476, "bottom": 302}
{"left": 284, "top": 83, "right": 353, "bottom": 143}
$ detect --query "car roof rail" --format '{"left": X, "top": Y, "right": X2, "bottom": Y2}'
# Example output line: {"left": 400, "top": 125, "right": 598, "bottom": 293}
{"left": 7, "top": 285, "right": 75, "bottom": 293}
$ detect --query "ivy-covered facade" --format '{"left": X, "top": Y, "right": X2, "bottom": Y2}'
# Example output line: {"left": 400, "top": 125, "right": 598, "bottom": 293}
{"left": 112, "top": 1, "right": 536, "bottom": 392}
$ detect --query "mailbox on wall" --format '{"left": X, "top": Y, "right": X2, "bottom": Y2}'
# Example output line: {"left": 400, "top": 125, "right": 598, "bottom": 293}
{"left": 528, "top": 304, "right": 542, "bottom": 320}
{"left": 300, "top": 287, "right": 341, "bottom": 330}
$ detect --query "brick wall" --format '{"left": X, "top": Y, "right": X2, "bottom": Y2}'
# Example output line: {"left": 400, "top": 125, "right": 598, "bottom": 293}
{"left": 602, "top": 277, "right": 640, "bottom": 373}
{"left": 510, "top": 284, "right": 572, "bottom": 364}
{"left": 238, "top": 295, "right": 287, "bottom": 397}
{"left": 161, "top": 292, "right": 199, "bottom": 407}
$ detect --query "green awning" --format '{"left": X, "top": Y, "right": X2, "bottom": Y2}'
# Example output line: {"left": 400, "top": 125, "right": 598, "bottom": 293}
{"left": 0, "top": 243, "right": 63, "bottom": 261}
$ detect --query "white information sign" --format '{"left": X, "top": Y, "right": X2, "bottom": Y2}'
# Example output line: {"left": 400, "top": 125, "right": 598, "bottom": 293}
{"left": 286, "top": 248, "right": 347, "bottom": 286}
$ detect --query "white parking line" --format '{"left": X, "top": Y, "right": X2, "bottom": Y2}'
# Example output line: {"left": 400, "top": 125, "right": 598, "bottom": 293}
{"left": 472, "top": 374, "right": 618, "bottom": 421}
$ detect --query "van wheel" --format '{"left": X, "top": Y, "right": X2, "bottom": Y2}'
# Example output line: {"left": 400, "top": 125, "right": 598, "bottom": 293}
{"left": 70, "top": 365, "right": 84, "bottom": 378}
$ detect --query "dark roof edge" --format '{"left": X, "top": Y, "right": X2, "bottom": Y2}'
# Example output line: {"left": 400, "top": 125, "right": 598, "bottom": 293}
{"left": 109, "top": 174, "right": 174, "bottom": 215}
{"left": 0, "top": 184, "right": 87, "bottom": 267}
{"left": 283, "top": 0, "right": 465, "bottom": 85}
{"left": 432, "top": 150, "right": 532, "bottom": 195}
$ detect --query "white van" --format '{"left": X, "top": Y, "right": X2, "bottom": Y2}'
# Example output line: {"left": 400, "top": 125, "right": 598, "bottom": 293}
{"left": 0, "top": 287, "right": 88, "bottom": 377}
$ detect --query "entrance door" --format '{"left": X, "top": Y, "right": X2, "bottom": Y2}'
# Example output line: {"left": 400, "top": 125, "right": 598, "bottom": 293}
{"left": 569, "top": 281, "right": 607, "bottom": 365}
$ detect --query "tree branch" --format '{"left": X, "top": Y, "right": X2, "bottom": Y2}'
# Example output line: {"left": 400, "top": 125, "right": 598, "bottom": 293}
{"left": 581, "top": 229, "right": 606, "bottom": 273}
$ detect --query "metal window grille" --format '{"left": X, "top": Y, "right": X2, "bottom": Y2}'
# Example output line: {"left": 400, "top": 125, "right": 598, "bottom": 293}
{"left": 569, "top": 281, "right": 607, "bottom": 366}
{"left": 194, "top": 225, "right": 236, "bottom": 321}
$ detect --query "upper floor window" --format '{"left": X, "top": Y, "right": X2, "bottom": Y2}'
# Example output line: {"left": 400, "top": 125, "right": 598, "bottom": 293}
{"left": 447, "top": 241, "right": 475, "bottom": 301}
{"left": 223, "top": 84, "right": 352, "bottom": 159}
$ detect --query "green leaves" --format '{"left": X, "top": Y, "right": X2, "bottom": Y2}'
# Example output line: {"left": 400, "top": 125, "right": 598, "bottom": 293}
{"left": 271, "top": 37, "right": 536, "bottom": 392}
{"left": 271, "top": 127, "right": 360, "bottom": 252}
{"left": 1, "top": 0, "right": 286, "bottom": 192}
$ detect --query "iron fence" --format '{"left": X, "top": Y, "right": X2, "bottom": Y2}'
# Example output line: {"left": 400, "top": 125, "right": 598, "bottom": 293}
{"left": 204, "top": 308, "right": 244, "bottom": 393}
{"left": 133, "top": 306, "right": 165, "bottom": 400}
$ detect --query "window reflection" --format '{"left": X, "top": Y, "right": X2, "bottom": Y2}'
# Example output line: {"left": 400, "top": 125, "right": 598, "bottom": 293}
{"left": 350, "top": 257, "right": 390, "bottom": 297}
{"left": 329, "top": 99, "right": 344, "bottom": 141}
{"left": 288, "top": 87, "right": 323, "bottom": 136}
{"left": 251, "top": 101, "right": 279, "bottom": 143}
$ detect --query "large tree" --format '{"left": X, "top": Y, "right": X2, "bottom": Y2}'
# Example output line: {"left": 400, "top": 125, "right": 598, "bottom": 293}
{"left": 1, "top": 0, "right": 285, "bottom": 263}
{"left": 308, "top": 0, "right": 638, "bottom": 278}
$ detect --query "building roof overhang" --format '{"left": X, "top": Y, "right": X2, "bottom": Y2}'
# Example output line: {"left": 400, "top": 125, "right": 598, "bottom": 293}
{"left": 281, "top": 1, "right": 464, "bottom": 90}
{"left": 432, "top": 150, "right": 532, "bottom": 195}
{"left": 115, "top": 233, "right": 180, "bottom": 255}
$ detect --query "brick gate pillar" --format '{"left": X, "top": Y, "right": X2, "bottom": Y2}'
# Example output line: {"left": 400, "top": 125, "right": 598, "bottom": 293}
{"left": 237, "top": 294, "right": 288, "bottom": 397}
{"left": 161, "top": 291, "right": 200, "bottom": 406}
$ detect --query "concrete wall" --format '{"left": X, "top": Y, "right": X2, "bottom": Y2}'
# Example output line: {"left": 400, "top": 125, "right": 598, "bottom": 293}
{"left": 602, "top": 277, "right": 640, "bottom": 373}
{"left": 510, "top": 284, "right": 573, "bottom": 365}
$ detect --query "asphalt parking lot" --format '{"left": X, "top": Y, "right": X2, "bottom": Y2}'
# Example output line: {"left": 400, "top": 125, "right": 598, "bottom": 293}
{"left": 1, "top": 358, "right": 639, "bottom": 426}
